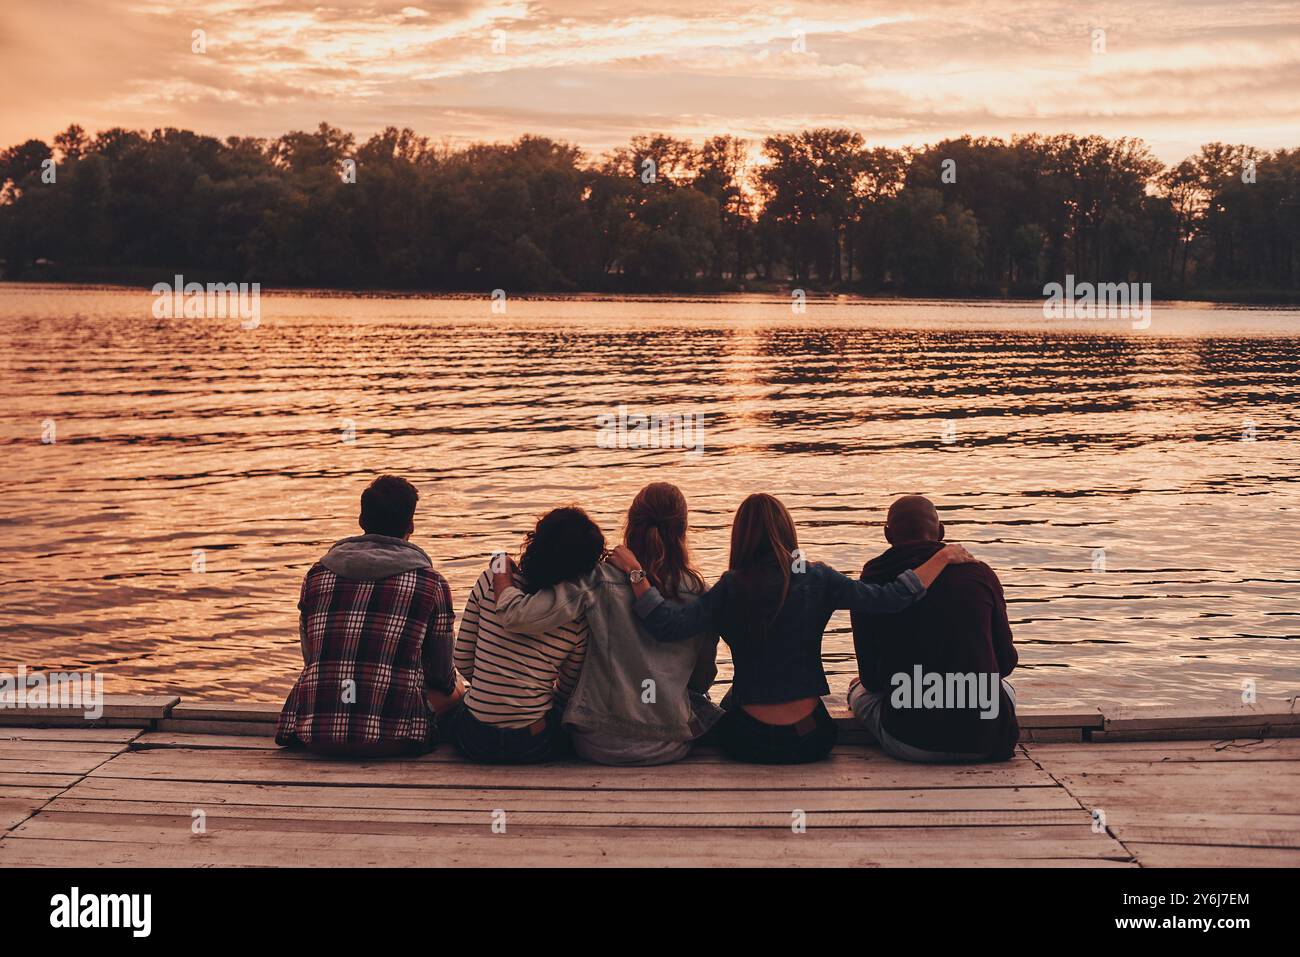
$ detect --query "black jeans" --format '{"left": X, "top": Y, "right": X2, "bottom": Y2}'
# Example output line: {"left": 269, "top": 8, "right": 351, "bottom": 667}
{"left": 715, "top": 699, "right": 838, "bottom": 764}
{"left": 453, "top": 705, "right": 568, "bottom": 764}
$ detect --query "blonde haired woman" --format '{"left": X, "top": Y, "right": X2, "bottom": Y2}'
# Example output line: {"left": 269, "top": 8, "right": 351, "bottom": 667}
{"left": 492, "top": 482, "right": 721, "bottom": 765}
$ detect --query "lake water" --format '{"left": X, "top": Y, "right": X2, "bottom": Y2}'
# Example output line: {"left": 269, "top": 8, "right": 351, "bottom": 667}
{"left": 1, "top": 283, "right": 1298, "bottom": 709}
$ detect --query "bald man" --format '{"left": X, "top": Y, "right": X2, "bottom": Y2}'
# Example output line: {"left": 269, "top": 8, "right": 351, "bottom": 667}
{"left": 848, "top": 496, "right": 1020, "bottom": 762}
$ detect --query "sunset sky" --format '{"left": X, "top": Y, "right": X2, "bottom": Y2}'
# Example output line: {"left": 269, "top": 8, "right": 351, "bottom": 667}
{"left": 3, "top": 0, "right": 1298, "bottom": 163}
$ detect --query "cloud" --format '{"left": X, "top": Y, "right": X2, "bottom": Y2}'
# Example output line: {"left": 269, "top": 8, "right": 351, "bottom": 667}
{"left": 1, "top": 0, "right": 1297, "bottom": 162}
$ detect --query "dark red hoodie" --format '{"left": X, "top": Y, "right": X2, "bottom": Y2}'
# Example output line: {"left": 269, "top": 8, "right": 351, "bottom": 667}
{"left": 850, "top": 541, "right": 1019, "bottom": 759}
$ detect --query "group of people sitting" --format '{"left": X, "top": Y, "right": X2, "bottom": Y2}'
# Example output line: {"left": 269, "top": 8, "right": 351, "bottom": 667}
{"left": 275, "top": 475, "right": 1020, "bottom": 766}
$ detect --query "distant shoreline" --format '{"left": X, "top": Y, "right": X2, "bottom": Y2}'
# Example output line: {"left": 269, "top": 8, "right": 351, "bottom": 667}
{"left": 5, "top": 274, "right": 1299, "bottom": 307}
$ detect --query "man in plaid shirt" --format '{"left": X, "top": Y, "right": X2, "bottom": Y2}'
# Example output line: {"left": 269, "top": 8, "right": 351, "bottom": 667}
{"left": 276, "top": 475, "right": 463, "bottom": 756}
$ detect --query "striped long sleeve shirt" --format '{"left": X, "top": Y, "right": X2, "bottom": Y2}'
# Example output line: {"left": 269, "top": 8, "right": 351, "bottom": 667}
{"left": 455, "top": 569, "right": 587, "bottom": 728}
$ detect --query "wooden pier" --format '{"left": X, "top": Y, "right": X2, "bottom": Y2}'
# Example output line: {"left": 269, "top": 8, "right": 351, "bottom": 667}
{"left": 1, "top": 696, "right": 1296, "bottom": 867}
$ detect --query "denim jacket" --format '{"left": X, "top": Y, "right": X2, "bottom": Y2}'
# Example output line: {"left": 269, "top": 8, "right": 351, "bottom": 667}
{"left": 633, "top": 563, "right": 926, "bottom": 706}
{"left": 495, "top": 562, "right": 721, "bottom": 742}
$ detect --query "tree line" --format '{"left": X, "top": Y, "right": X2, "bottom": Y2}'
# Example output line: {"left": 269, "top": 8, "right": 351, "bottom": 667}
{"left": 1, "top": 122, "right": 1297, "bottom": 298}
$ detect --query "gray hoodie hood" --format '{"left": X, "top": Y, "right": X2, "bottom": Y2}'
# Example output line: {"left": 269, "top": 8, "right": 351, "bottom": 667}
{"left": 318, "top": 534, "right": 432, "bottom": 581}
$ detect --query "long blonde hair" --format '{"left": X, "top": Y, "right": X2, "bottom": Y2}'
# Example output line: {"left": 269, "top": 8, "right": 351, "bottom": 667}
{"left": 623, "top": 482, "right": 705, "bottom": 601}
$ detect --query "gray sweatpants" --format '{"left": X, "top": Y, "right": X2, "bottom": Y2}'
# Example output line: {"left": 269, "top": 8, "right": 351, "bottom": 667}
{"left": 848, "top": 678, "right": 1017, "bottom": 763}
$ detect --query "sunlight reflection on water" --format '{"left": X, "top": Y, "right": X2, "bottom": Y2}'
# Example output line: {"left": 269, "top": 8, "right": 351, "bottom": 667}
{"left": 1, "top": 285, "right": 1297, "bottom": 708}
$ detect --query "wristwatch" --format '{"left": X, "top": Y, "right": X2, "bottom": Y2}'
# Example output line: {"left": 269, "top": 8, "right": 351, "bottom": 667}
{"left": 628, "top": 568, "right": 646, "bottom": 584}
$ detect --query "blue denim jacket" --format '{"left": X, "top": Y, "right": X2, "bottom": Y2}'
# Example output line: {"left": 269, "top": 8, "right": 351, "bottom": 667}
{"left": 495, "top": 563, "right": 721, "bottom": 741}
{"left": 634, "top": 563, "right": 926, "bottom": 706}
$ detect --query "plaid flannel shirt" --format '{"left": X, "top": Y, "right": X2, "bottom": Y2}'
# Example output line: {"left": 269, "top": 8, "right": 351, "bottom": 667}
{"left": 276, "top": 562, "right": 455, "bottom": 750}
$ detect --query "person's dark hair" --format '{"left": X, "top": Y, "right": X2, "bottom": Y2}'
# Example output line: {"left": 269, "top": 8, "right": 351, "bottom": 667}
{"left": 517, "top": 506, "right": 606, "bottom": 594}
{"left": 359, "top": 475, "right": 418, "bottom": 538}
{"left": 728, "top": 492, "right": 799, "bottom": 634}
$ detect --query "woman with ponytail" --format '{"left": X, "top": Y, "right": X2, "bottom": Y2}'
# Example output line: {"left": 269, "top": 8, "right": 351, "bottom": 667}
{"left": 608, "top": 492, "right": 977, "bottom": 764}
{"left": 492, "top": 482, "right": 722, "bottom": 765}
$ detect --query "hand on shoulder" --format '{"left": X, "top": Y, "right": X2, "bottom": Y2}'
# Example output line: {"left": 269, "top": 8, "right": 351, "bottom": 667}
{"left": 940, "top": 543, "right": 977, "bottom": 565}
{"left": 489, "top": 552, "right": 519, "bottom": 596}
{"left": 606, "top": 544, "right": 641, "bottom": 573}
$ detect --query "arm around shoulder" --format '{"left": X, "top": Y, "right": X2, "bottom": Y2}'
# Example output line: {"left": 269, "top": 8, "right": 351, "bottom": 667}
{"left": 634, "top": 576, "right": 724, "bottom": 643}
{"left": 494, "top": 576, "right": 592, "bottom": 634}
{"left": 828, "top": 563, "right": 927, "bottom": 614}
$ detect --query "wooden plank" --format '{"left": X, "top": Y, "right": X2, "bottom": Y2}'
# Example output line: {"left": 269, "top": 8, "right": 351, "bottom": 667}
{"left": 1092, "top": 810, "right": 1300, "bottom": 830}
{"left": 1046, "top": 754, "right": 1300, "bottom": 780}
{"left": 133, "top": 734, "right": 1010, "bottom": 765}
{"left": 169, "top": 702, "right": 281, "bottom": 722}
{"left": 0, "top": 753, "right": 116, "bottom": 775}
{"left": 0, "top": 715, "right": 155, "bottom": 729}
{"left": 1038, "top": 764, "right": 1300, "bottom": 786}
{"left": 135, "top": 737, "right": 781, "bottom": 763}
{"left": 0, "top": 727, "right": 141, "bottom": 744}
{"left": 155, "top": 719, "right": 278, "bottom": 737}
{"left": 5, "top": 719, "right": 1284, "bottom": 869}
{"left": 1027, "top": 737, "right": 1299, "bottom": 857}
{"left": 1092, "top": 725, "right": 1300, "bottom": 742}
{"left": 1126, "top": 843, "right": 1300, "bottom": 867}
{"left": 1098, "top": 811, "right": 1300, "bottom": 852}
{"left": 135, "top": 733, "right": 279, "bottom": 751}
{"left": 1044, "top": 763, "right": 1300, "bottom": 779}
{"left": 1015, "top": 707, "right": 1104, "bottom": 729}
{"left": 0, "top": 785, "right": 66, "bottom": 800}
{"left": 0, "top": 836, "right": 1134, "bottom": 868}
{"left": 6, "top": 816, "right": 1132, "bottom": 866}
{"left": 1054, "top": 775, "right": 1299, "bottom": 809}
{"left": 41, "top": 797, "right": 1091, "bottom": 829}
{"left": 16, "top": 812, "right": 1122, "bottom": 850}
{"left": 0, "top": 772, "right": 82, "bottom": 788}
{"left": 0, "top": 797, "right": 50, "bottom": 832}
{"left": 1066, "top": 796, "right": 1297, "bottom": 816}
{"left": 85, "top": 748, "right": 1057, "bottom": 790}
{"left": 63, "top": 777, "right": 1081, "bottom": 812}
{"left": 0, "top": 694, "right": 179, "bottom": 720}
{"left": 0, "top": 739, "right": 129, "bottom": 754}
{"left": 1027, "top": 738, "right": 1300, "bottom": 762}
{"left": 1116, "top": 826, "right": 1300, "bottom": 849}
{"left": 1100, "top": 699, "right": 1298, "bottom": 732}
{"left": 1019, "top": 728, "right": 1084, "bottom": 744}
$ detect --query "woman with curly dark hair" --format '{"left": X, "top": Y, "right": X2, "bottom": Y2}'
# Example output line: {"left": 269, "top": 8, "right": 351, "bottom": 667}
{"left": 453, "top": 506, "right": 605, "bottom": 763}
{"left": 491, "top": 482, "right": 723, "bottom": 766}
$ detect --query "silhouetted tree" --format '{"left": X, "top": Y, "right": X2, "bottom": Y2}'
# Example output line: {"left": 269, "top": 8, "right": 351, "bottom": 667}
{"left": 1, "top": 123, "right": 1295, "bottom": 297}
